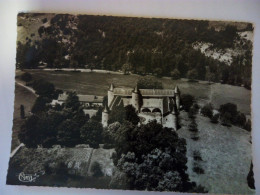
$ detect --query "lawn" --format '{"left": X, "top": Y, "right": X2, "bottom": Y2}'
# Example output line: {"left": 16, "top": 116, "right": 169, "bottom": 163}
{"left": 177, "top": 111, "right": 254, "bottom": 194}
{"left": 24, "top": 70, "right": 251, "bottom": 115}
{"left": 11, "top": 83, "right": 37, "bottom": 151}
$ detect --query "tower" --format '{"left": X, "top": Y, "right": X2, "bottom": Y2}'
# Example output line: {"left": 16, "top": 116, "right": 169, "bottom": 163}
{"left": 102, "top": 104, "right": 109, "bottom": 127}
{"left": 174, "top": 86, "right": 180, "bottom": 112}
{"left": 170, "top": 106, "right": 178, "bottom": 131}
{"left": 131, "top": 85, "right": 141, "bottom": 112}
{"left": 108, "top": 83, "right": 114, "bottom": 107}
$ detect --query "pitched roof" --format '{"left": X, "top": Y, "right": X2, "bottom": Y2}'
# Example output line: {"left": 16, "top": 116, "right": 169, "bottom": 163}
{"left": 113, "top": 88, "right": 175, "bottom": 96}
{"left": 58, "top": 93, "right": 104, "bottom": 103}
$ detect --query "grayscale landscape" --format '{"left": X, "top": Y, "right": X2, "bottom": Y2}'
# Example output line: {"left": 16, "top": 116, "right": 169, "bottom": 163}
{"left": 7, "top": 13, "right": 254, "bottom": 194}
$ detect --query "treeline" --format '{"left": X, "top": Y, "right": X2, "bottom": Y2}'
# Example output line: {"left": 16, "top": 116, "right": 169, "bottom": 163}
{"left": 180, "top": 92, "right": 251, "bottom": 131}
{"left": 17, "top": 13, "right": 253, "bottom": 87}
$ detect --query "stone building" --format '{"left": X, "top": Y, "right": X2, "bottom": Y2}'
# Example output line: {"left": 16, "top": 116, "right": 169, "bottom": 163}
{"left": 102, "top": 84, "right": 181, "bottom": 130}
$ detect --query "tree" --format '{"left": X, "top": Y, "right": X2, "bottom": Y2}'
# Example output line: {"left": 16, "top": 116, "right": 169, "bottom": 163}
{"left": 201, "top": 103, "right": 213, "bottom": 118}
{"left": 121, "top": 63, "right": 132, "bottom": 75}
{"left": 117, "top": 148, "right": 196, "bottom": 192}
{"left": 20, "top": 104, "right": 25, "bottom": 119}
{"left": 35, "top": 112, "right": 66, "bottom": 147}
{"left": 235, "top": 112, "right": 247, "bottom": 128}
{"left": 219, "top": 103, "right": 239, "bottom": 126}
{"left": 187, "top": 69, "right": 198, "bottom": 80}
{"left": 57, "top": 119, "right": 81, "bottom": 147}
{"left": 20, "top": 72, "right": 32, "bottom": 82}
{"left": 31, "top": 96, "right": 50, "bottom": 114}
{"left": 188, "top": 105, "right": 198, "bottom": 119}
{"left": 189, "top": 119, "right": 198, "bottom": 132}
{"left": 80, "top": 121, "right": 103, "bottom": 148}
{"left": 170, "top": 69, "right": 181, "bottom": 80}
{"left": 32, "top": 79, "right": 55, "bottom": 98}
{"left": 221, "top": 112, "right": 232, "bottom": 127}
{"left": 181, "top": 94, "right": 195, "bottom": 112}
{"left": 108, "top": 103, "right": 126, "bottom": 124}
{"left": 91, "top": 161, "right": 103, "bottom": 177}
{"left": 65, "top": 92, "right": 80, "bottom": 111}
{"left": 91, "top": 107, "right": 103, "bottom": 122}
{"left": 247, "top": 162, "right": 255, "bottom": 189}
{"left": 19, "top": 115, "right": 40, "bottom": 147}
{"left": 125, "top": 105, "right": 139, "bottom": 125}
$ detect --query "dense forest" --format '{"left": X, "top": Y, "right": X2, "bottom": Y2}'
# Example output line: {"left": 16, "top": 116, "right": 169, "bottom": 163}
{"left": 17, "top": 13, "right": 253, "bottom": 87}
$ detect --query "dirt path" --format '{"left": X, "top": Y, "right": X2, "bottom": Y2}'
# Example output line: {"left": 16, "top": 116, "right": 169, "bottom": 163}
{"left": 15, "top": 81, "right": 38, "bottom": 97}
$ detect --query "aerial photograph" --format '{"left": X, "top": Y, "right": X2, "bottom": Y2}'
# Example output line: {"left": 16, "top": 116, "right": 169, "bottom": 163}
{"left": 6, "top": 13, "right": 254, "bottom": 194}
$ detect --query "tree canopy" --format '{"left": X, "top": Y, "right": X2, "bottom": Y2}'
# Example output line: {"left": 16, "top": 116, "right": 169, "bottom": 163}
{"left": 17, "top": 13, "right": 253, "bottom": 87}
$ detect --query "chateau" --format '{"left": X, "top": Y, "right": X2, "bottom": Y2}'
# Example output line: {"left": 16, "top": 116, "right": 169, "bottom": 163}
{"left": 102, "top": 84, "right": 181, "bottom": 130}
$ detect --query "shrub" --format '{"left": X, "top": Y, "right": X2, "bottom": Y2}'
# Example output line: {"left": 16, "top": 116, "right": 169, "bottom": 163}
{"left": 181, "top": 94, "right": 195, "bottom": 112}
{"left": 193, "top": 151, "right": 203, "bottom": 161}
{"left": 193, "top": 167, "right": 204, "bottom": 174}
{"left": 189, "top": 119, "right": 198, "bottom": 132}
{"left": 201, "top": 103, "right": 213, "bottom": 118}
{"left": 91, "top": 161, "right": 103, "bottom": 177}
{"left": 193, "top": 164, "right": 204, "bottom": 174}
{"left": 191, "top": 134, "right": 199, "bottom": 141}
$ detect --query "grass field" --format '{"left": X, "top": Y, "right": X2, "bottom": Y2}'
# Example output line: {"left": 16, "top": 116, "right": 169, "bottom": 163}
{"left": 24, "top": 70, "right": 251, "bottom": 115}
{"left": 11, "top": 83, "right": 37, "bottom": 151}
{"left": 177, "top": 111, "right": 253, "bottom": 194}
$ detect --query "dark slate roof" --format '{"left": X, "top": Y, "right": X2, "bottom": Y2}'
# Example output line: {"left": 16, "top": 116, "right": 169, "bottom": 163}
{"left": 58, "top": 94, "right": 103, "bottom": 103}
{"left": 113, "top": 88, "right": 175, "bottom": 96}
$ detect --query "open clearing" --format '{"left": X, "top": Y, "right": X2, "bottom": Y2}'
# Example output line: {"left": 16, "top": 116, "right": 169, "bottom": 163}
{"left": 177, "top": 112, "right": 254, "bottom": 194}
{"left": 25, "top": 70, "right": 251, "bottom": 115}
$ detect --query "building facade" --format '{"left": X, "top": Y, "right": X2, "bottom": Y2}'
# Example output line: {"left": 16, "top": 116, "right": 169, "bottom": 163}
{"left": 102, "top": 84, "right": 181, "bottom": 130}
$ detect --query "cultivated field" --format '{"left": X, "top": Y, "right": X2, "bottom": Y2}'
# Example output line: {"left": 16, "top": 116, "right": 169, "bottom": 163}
{"left": 177, "top": 111, "right": 253, "bottom": 194}
{"left": 24, "top": 70, "right": 251, "bottom": 115}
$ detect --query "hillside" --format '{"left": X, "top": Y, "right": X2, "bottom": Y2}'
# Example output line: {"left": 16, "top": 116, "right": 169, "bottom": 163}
{"left": 16, "top": 13, "right": 253, "bottom": 87}
{"left": 177, "top": 112, "right": 253, "bottom": 194}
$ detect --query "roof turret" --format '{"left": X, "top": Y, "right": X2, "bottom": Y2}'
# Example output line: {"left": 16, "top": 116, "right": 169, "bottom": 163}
{"left": 133, "top": 84, "right": 139, "bottom": 93}
{"left": 103, "top": 104, "right": 109, "bottom": 113}
{"left": 109, "top": 83, "right": 114, "bottom": 91}
{"left": 174, "top": 86, "right": 180, "bottom": 94}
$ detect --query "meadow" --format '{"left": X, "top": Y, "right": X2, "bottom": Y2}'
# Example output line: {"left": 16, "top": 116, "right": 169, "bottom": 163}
{"left": 177, "top": 112, "right": 253, "bottom": 194}
{"left": 25, "top": 70, "right": 251, "bottom": 115}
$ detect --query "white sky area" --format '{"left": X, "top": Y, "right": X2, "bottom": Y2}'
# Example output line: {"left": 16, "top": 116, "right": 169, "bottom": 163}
{"left": 0, "top": 1, "right": 260, "bottom": 195}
